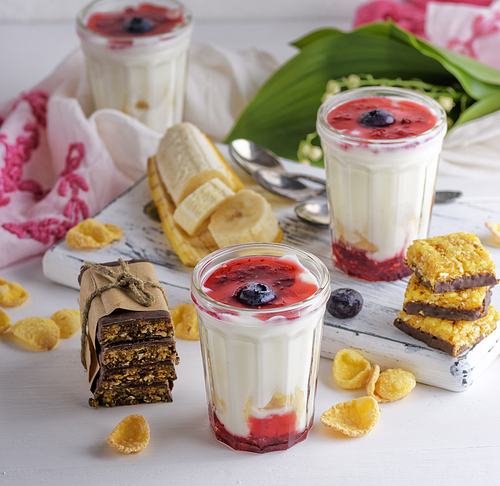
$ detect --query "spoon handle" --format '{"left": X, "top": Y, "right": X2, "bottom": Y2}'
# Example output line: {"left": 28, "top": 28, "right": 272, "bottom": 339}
{"left": 287, "top": 173, "right": 327, "bottom": 187}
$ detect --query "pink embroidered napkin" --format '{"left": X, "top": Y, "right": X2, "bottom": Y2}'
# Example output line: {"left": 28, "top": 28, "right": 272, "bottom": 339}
{"left": 0, "top": 45, "right": 278, "bottom": 270}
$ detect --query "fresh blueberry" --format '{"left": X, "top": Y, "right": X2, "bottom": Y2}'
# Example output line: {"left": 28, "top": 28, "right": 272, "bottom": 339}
{"left": 123, "top": 17, "right": 155, "bottom": 34}
{"left": 358, "top": 109, "right": 395, "bottom": 128}
{"left": 235, "top": 282, "right": 276, "bottom": 306}
{"left": 327, "top": 288, "right": 363, "bottom": 319}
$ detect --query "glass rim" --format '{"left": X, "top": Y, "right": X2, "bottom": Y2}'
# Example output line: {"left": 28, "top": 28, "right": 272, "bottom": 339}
{"left": 317, "top": 86, "right": 447, "bottom": 146}
{"left": 76, "top": 0, "right": 192, "bottom": 42}
{"left": 190, "top": 242, "right": 331, "bottom": 319}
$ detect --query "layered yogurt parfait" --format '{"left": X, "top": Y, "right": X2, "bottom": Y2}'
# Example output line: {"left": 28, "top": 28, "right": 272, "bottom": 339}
{"left": 317, "top": 87, "right": 447, "bottom": 282}
{"left": 77, "top": 0, "right": 192, "bottom": 133}
{"left": 191, "top": 243, "right": 331, "bottom": 453}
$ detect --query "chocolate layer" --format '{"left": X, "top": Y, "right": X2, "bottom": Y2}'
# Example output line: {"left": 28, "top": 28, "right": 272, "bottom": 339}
{"left": 414, "top": 268, "right": 497, "bottom": 294}
{"left": 98, "top": 337, "right": 178, "bottom": 369}
{"left": 97, "top": 309, "right": 172, "bottom": 346}
{"left": 89, "top": 381, "right": 174, "bottom": 407}
{"left": 403, "top": 290, "right": 492, "bottom": 321}
{"left": 92, "top": 359, "right": 177, "bottom": 392}
{"left": 394, "top": 317, "right": 484, "bottom": 357}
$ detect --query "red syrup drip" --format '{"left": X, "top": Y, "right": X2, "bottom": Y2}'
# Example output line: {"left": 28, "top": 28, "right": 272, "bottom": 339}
{"left": 203, "top": 256, "right": 318, "bottom": 310}
{"left": 210, "top": 407, "right": 311, "bottom": 453}
{"left": 327, "top": 97, "right": 436, "bottom": 140}
{"left": 332, "top": 241, "right": 412, "bottom": 282}
{"left": 86, "top": 2, "right": 184, "bottom": 37}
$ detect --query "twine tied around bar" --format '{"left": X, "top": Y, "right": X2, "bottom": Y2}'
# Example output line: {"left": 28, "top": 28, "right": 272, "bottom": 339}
{"left": 80, "top": 258, "right": 167, "bottom": 370}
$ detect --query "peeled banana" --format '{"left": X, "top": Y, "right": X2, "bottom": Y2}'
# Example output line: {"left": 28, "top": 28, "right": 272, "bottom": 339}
{"left": 173, "top": 178, "right": 235, "bottom": 236}
{"left": 208, "top": 189, "right": 281, "bottom": 248}
{"left": 156, "top": 122, "right": 239, "bottom": 205}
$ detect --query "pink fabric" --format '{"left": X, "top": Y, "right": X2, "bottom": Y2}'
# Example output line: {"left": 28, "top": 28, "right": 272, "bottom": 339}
{"left": 354, "top": 0, "right": 495, "bottom": 39}
{"left": 0, "top": 50, "right": 161, "bottom": 269}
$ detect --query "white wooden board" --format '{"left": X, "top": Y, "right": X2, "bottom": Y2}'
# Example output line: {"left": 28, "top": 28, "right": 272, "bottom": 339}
{"left": 42, "top": 145, "right": 500, "bottom": 392}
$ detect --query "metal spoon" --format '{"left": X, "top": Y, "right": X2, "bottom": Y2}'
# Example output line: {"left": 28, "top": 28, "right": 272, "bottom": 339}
{"left": 229, "top": 138, "right": 326, "bottom": 189}
{"left": 294, "top": 190, "right": 463, "bottom": 226}
{"left": 294, "top": 202, "right": 330, "bottom": 226}
{"left": 253, "top": 169, "right": 327, "bottom": 202}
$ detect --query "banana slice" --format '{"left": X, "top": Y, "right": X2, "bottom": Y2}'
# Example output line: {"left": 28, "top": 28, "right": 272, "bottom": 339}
{"left": 208, "top": 189, "right": 281, "bottom": 248}
{"left": 157, "top": 122, "right": 238, "bottom": 205}
{"left": 173, "top": 178, "right": 235, "bottom": 236}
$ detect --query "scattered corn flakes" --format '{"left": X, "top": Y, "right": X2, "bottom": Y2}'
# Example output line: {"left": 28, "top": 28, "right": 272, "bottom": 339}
{"left": 332, "top": 348, "right": 371, "bottom": 389}
{"left": 171, "top": 303, "right": 199, "bottom": 341}
{"left": 107, "top": 414, "right": 150, "bottom": 454}
{"left": 0, "top": 278, "right": 29, "bottom": 307}
{"left": 11, "top": 317, "right": 60, "bottom": 351}
{"left": 66, "top": 218, "right": 123, "bottom": 250}
{"left": 321, "top": 396, "right": 381, "bottom": 437}
{"left": 485, "top": 222, "right": 500, "bottom": 245}
{"left": 367, "top": 365, "right": 416, "bottom": 403}
{"left": 50, "top": 309, "right": 80, "bottom": 339}
{"left": 0, "top": 308, "right": 12, "bottom": 334}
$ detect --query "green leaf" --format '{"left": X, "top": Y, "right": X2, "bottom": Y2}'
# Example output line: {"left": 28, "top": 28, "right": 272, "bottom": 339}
{"left": 455, "top": 92, "right": 500, "bottom": 126}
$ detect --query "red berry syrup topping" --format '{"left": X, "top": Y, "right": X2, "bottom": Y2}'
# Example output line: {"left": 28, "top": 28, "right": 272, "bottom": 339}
{"left": 86, "top": 3, "right": 184, "bottom": 37}
{"left": 203, "top": 256, "right": 318, "bottom": 309}
{"left": 327, "top": 97, "right": 436, "bottom": 140}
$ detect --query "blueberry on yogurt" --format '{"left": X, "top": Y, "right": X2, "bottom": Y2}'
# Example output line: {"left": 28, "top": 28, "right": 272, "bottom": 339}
{"left": 358, "top": 109, "right": 395, "bottom": 128}
{"left": 123, "top": 17, "right": 155, "bottom": 34}
{"left": 327, "top": 288, "right": 363, "bottom": 319}
{"left": 235, "top": 282, "right": 276, "bottom": 307}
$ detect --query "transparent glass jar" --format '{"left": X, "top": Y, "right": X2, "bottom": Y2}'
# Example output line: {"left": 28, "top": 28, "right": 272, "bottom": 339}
{"left": 76, "top": 0, "right": 192, "bottom": 133}
{"left": 317, "top": 87, "right": 446, "bottom": 282}
{"left": 191, "top": 242, "right": 331, "bottom": 453}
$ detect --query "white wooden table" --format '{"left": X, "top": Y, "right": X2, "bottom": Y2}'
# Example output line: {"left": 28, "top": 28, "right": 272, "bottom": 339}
{"left": 3, "top": 18, "right": 500, "bottom": 486}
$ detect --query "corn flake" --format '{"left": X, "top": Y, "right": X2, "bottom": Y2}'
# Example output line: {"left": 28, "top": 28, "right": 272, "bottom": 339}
{"left": 107, "top": 414, "right": 150, "bottom": 454}
{"left": 332, "top": 348, "right": 371, "bottom": 389}
{"left": 367, "top": 365, "right": 416, "bottom": 403}
{"left": 171, "top": 303, "right": 199, "bottom": 341}
{"left": 66, "top": 218, "right": 123, "bottom": 250}
{"left": 0, "top": 278, "right": 29, "bottom": 307}
{"left": 321, "top": 396, "right": 381, "bottom": 437}
{"left": 11, "top": 317, "right": 60, "bottom": 351}
{"left": 51, "top": 309, "right": 80, "bottom": 339}
{"left": 486, "top": 222, "right": 500, "bottom": 245}
{"left": 0, "top": 308, "right": 12, "bottom": 334}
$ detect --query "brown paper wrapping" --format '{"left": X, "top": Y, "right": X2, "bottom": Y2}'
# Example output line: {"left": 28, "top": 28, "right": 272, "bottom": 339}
{"left": 79, "top": 260, "right": 170, "bottom": 388}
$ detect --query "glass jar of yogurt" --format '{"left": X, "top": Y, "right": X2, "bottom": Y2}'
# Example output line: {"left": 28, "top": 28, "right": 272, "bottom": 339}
{"left": 191, "top": 242, "right": 331, "bottom": 453}
{"left": 317, "top": 87, "right": 447, "bottom": 282}
{"left": 76, "top": 0, "right": 193, "bottom": 133}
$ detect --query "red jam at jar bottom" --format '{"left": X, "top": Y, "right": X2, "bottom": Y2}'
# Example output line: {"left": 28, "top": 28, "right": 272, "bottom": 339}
{"left": 210, "top": 407, "right": 311, "bottom": 453}
{"left": 332, "top": 241, "right": 412, "bottom": 282}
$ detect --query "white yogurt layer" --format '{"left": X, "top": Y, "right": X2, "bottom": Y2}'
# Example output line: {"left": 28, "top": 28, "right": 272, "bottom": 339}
{"left": 79, "top": 23, "right": 192, "bottom": 133}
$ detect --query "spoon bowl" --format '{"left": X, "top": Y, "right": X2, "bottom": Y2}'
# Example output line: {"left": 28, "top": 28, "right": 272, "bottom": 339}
{"left": 294, "top": 202, "right": 330, "bottom": 226}
{"left": 229, "top": 139, "right": 285, "bottom": 174}
{"left": 253, "top": 169, "right": 326, "bottom": 202}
